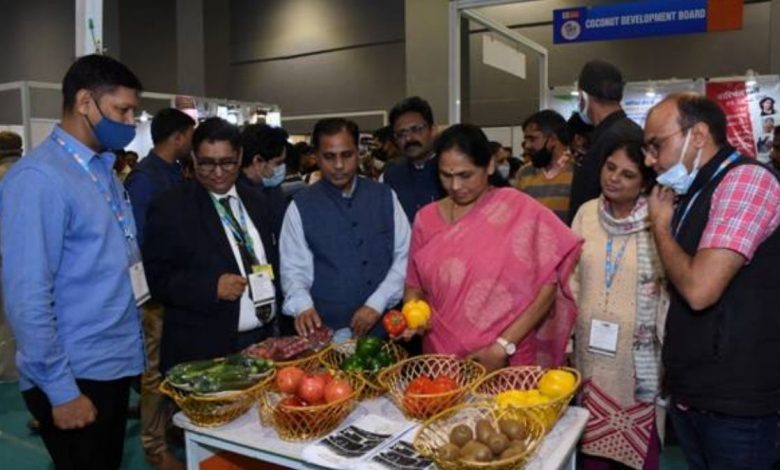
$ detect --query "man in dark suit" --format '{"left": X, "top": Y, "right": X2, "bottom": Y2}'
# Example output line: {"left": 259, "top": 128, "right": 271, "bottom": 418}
{"left": 143, "top": 117, "right": 282, "bottom": 373}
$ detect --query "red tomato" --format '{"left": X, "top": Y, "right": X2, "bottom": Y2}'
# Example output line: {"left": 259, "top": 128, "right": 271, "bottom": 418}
{"left": 430, "top": 375, "right": 458, "bottom": 393}
{"left": 324, "top": 378, "right": 354, "bottom": 403}
{"left": 316, "top": 371, "right": 334, "bottom": 386}
{"left": 279, "top": 396, "right": 306, "bottom": 407}
{"left": 276, "top": 366, "right": 305, "bottom": 394}
{"left": 382, "top": 310, "right": 407, "bottom": 336}
{"left": 298, "top": 375, "right": 326, "bottom": 404}
{"left": 405, "top": 376, "right": 434, "bottom": 395}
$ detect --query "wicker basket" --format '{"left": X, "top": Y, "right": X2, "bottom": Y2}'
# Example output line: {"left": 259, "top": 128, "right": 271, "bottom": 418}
{"left": 272, "top": 342, "right": 333, "bottom": 372}
{"left": 159, "top": 368, "right": 275, "bottom": 428}
{"left": 257, "top": 370, "right": 365, "bottom": 441}
{"left": 319, "top": 340, "right": 409, "bottom": 399}
{"left": 471, "top": 366, "right": 581, "bottom": 431}
{"left": 377, "top": 355, "right": 486, "bottom": 421}
{"left": 413, "top": 402, "right": 546, "bottom": 470}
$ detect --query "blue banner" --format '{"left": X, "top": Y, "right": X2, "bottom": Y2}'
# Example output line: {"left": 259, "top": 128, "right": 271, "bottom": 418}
{"left": 554, "top": 0, "right": 709, "bottom": 44}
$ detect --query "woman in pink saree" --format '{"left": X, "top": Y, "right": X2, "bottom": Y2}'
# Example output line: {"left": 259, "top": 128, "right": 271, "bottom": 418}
{"left": 402, "top": 124, "right": 582, "bottom": 371}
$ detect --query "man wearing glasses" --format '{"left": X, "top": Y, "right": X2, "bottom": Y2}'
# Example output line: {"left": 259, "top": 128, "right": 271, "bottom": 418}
{"left": 381, "top": 96, "right": 445, "bottom": 222}
{"left": 143, "top": 117, "right": 281, "bottom": 374}
{"left": 645, "top": 92, "right": 780, "bottom": 469}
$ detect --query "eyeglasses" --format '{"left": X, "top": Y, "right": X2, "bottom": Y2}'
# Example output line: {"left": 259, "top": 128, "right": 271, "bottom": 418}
{"left": 394, "top": 123, "right": 429, "bottom": 141}
{"left": 642, "top": 128, "right": 685, "bottom": 157}
{"left": 195, "top": 157, "right": 239, "bottom": 174}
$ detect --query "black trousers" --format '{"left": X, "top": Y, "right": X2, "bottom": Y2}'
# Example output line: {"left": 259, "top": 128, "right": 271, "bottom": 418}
{"left": 22, "top": 376, "right": 135, "bottom": 470}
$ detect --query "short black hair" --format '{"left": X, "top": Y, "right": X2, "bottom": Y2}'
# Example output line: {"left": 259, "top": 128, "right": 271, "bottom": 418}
{"left": 240, "top": 124, "right": 289, "bottom": 168}
{"left": 567, "top": 112, "right": 594, "bottom": 139}
{"left": 151, "top": 108, "right": 196, "bottom": 145}
{"left": 669, "top": 93, "right": 729, "bottom": 147}
{"left": 62, "top": 54, "right": 143, "bottom": 111}
{"left": 373, "top": 125, "right": 394, "bottom": 144}
{"left": 578, "top": 60, "right": 624, "bottom": 102}
{"left": 488, "top": 141, "right": 503, "bottom": 155}
{"left": 433, "top": 123, "right": 491, "bottom": 168}
{"left": 602, "top": 139, "right": 656, "bottom": 191}
{"left": 389, "top": 96, "right": 434, "bottom": 128}
{"left": 311, "top": 118, "right": 359, "bottom": 150}
{"left": 761, "top": 97, "right": 775, "bottom": 107}
{"left": 523, "top": 109, "right": 570, "bottom": 145}
{"left": 192, "top": 117, "right": 241, "bottom": 154}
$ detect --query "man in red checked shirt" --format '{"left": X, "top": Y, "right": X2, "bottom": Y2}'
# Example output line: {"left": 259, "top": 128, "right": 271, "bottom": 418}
{"left": 644, "top": 92, "right": 780, "bottom": 469}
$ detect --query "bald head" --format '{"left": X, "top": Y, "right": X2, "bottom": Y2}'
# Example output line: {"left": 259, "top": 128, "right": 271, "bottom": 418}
{"left": 647, "top": 92, "right": 728, "bottom": 147}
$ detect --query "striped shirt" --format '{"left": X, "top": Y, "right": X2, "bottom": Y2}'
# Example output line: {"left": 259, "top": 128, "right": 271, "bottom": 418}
{"left": 514, "top": 163, "right": 573, "bottom": 221}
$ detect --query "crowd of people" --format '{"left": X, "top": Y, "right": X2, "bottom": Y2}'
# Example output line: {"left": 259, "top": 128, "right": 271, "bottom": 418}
{"left": 2, "top": 52, "right": 780, "bottom": 470}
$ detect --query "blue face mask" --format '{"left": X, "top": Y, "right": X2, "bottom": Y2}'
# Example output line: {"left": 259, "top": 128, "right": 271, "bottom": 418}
{"left": 578, "top": 91, "right": 593, "bottom": 125}
{"left": 89, "top": 99, "right": 136, "bottom": 150}
{"left": 656, "top": 130, "right": 702, "bottom": 195}
{"left": 262, "top": 163, "right": 286, "bottom": 188}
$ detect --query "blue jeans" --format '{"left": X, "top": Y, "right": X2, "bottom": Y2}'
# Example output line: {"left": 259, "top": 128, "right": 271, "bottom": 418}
{"left": 669, "top": 398, "right": 780, "bottom": 469}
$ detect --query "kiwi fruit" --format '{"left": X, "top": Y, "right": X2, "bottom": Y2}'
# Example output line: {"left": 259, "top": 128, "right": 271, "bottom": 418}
{"left": 460, "top": 440, "right": 492, "bottom": 462}
{"left": 486, "top": 432, "right": 509, "bottom": 455}
{"left": 438, "top": 443, "right": 460, "bottom": 462}
{"left": 449, "top": 424, "right": 473, "bottom": 447}
{"left": 500, "top": 446, "right": 525, "bottom": 460}
{"left": 475, "top": 419, "right": 496, "bottom": 444}
{"left": 498, "top": 419, "right": 526, "bottom": 440}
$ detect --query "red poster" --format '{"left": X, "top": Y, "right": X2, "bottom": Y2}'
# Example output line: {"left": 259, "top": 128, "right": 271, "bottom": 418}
{"left": 705, "top": 81, "right": 756, "bottom": 157}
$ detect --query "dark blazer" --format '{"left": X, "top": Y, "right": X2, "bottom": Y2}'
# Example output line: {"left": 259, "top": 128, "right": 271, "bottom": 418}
{"left": 143, "top": 180, "right": 282, "bottom": 373}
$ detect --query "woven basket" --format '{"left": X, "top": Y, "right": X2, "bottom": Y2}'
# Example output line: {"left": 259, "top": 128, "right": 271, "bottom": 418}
{"left": 257, "top": 370, "right": 365, "bottom": 441}
{"left": 319, "top": 340, "right": 409, "bottom": 399}
{"left": 377, "top": 355, "right": 486, "bottom": 421}
{"left": 273, "top": 342, "right": 333, "bottom": 372}
{"left": 471, "top": 366, "right": 580, "bottom": 431}
{"left": 413, "top": 402, "right": 546, "bottom": 470}
{"left": 159, "top": 368, "right": 275, "bottom": 428}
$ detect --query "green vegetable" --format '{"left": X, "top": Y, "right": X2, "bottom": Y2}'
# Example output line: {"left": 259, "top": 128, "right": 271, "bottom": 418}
{"left": 366, "top": 356, "right": 385, "bottom": 374}
{"left": 375, "top": 349, "right": 394, "bottom": 368}
{"left": 342, "top": 355, "right": 365, "bottom": 373}
{"left": 355, "top": 336, "right": 383, "bottom": 359}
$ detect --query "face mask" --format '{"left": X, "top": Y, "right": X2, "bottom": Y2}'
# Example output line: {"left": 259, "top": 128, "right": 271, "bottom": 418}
{"left": 262, "top": 163, "right": 286, "bottom": 188}
{"left": 578, "top": 91, "right": 593, "bottom": 125}
{"left": 531, "top": 140, "right": 554, "bottom": 168}
{"left": 655, "top": 130, "right": 702, "bottom": 195}
{"left": 497, "top": 162, "right": 510, "bottom": 179}
{"left": 88, "top": 99, "right": 136, "bottom": 150}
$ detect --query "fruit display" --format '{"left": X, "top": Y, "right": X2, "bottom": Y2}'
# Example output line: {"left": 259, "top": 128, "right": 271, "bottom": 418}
{"left": 472, "top": 366, "right": 581, "bottom": 432}
{"left": 275, "top": 367, "right": 354, "bottom": 406}
{"left": 166, "top": 355, "right": 274, "bottom": 394}
{"left": 339, "top": 336, "right": 395, "bottom": 374}
{"left": 413, "top": 403, "right": 546, "bottom": 470}
{"left": 243, "top": 327, "right": 333, "bottom": 365}
{"left": 401, "top": 299, "right": 432, "bottom": 329}
{"left": 320, "top": 337, "right": 409, "bottom": 399}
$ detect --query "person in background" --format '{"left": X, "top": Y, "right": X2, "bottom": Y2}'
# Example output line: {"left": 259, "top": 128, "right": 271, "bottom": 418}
{"left": 772, "top": 125, "right": 780, "bottom": 172}
{"left": 382, "top": 96, "right": 445, "bottom": 222}
{"left": 567, "top": 112, "right": 594, "bottom": 166}
{"left": 400, "top": 124, "right": 582, "bottom": 372}
{"left": 570, "top": 140, "right": 663, "bottom": 470}
{"left": 113, "top": 149, "right": 132, "bottom": 181}
{"left": 0, "top": 130, "right": 22, "bottom": 381}
{"left": 239, "top": 124, "right": 289, "bottom": 237}
{"left": 281, "top": 118, "right": 410, "bottom": 338}
{"left": 125, "top": 150, "right": 139, "bottom": 169}
{"left": 297, "top": 142, "right": 319, "bottom": 182}
{"left": 645, "top": 93, "right": 780, "bottom": 469}
{"left": 568, "top": 60, "right": 643, "bottom": 224}
{"left": 282, "top": 142, "right": 306, "bottom": 198}
{"left": 144, "top": 117, "right": 283, "bottom": 373}
{"left": 489, "top": 141, "right": 521, "bottom": 183}
{"left": 515, "top": 110, "right": 575, "bottom": 222}
{"left": 124, "top": 107, "right": 194, "bottom": 470}
{"left": 1, "top": 54, "right": 145, "bottom": 470}
{"left": 372, "top": 125, "right": 401, "bottom": 165}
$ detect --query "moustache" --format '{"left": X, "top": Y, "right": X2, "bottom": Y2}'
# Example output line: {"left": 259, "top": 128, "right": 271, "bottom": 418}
{"left": 404, "top": 141, "right": 422, "bottom": 151}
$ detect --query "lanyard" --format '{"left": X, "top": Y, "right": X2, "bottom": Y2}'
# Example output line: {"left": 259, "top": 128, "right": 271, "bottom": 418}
{"left": 674, "top": 152, "right": 740, "bottom": 237}
{"left": 211, "top": 195, "right": 258, "bottom": 263}
{"left": 604, "top": 235, "right": 630, "bottom": 289}
{"left": 53, "top": 136, "right": 137, "bottom": 249}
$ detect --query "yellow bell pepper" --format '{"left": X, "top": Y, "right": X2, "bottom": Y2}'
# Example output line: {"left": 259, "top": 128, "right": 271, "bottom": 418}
{"left": 402, "top": 299, "right": 431, "bottom": 329}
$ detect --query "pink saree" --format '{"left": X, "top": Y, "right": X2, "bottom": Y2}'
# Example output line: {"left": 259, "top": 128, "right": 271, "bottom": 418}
{"left": 406, "top": 188, "right": 582, "bottom": 367}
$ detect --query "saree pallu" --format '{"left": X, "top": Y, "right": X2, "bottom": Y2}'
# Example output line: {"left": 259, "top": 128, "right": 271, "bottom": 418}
{"left": 406, "top": 188, "right": 583, "bottom": 366}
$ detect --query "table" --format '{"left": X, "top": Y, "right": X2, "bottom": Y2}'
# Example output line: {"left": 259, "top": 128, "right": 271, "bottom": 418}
{"left": 174, "top": 399, "right": 589, "bottom": 470}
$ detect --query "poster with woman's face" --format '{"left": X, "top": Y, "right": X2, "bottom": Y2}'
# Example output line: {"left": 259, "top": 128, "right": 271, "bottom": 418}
{"left": 750, "top": 81, "right": 780, "bottom": 163}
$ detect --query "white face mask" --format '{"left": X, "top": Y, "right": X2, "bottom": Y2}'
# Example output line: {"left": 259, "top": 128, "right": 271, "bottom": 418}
{"left": 497, "top": 162, "right": 510, "bottom": 179}
{"left": 578, "top": 91, "right": 592, "bottom": 125}
{"left": 655, "top": 130, "right": 702, "bottom": 195}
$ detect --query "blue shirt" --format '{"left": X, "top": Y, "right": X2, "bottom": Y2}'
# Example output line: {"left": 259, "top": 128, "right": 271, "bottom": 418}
{"left": 280, "top": 178, "right": 410, "bottom": 317}
{"left": 124, "top": 151, "right": 183, "bottom": 245}
{"left": 0, "top": 125, "right": 144, "bottom": 406}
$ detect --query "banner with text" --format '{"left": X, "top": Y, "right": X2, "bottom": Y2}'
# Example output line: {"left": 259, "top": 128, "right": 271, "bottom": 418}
{"left": 706, "top": 81, "right": 757, "bottom": 158}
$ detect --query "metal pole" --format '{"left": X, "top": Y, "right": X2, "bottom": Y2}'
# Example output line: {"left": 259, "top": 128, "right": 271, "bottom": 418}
{"left": 20, "top": 81, "right": 32, "bottom": 152}
{"left": 448, "top": 1, "right": 462, "bottom": 124}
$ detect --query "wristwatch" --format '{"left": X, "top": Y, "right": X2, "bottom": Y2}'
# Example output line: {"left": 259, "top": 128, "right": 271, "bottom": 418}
{"left": 495, "top": 337, "right": 516, "bottom": 356}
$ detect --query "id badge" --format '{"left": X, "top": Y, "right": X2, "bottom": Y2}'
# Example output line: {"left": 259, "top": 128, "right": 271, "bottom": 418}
{"left": 129, "top": 262, "right": 151, "bottom": 307}
{"left": 251, "top": 263, "right": 275, "bottom": 280}
{"left": 249, "top": 270, "right": 275, "bottom": 305}
{"left": 588, "top": 319, "right": 619, "bottom": 357}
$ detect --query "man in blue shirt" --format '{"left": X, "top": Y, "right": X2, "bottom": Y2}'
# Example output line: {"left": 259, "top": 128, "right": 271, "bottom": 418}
{"left": 0, "top": 54, "right": 145, "bottom": 470}
{"left": 124, "top": 107, "right": 193, "bottom": 470}
{"left": 381, "top": 96, "right": 445, "bottom": 222}
{"left": 281, "top": 118, "right": 410, "bottom": 338}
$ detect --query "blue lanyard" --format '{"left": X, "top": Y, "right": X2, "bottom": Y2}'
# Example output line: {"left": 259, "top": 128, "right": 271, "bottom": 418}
{"left": 211, "top": 195, "right": 258, "bottom": 262}
{"left": 674, "top": 152, "right": 740, "bottom": 237}
{"left": 605, "top": 235, "right": 630, "bottom": 289}
{"left": 53, "top": 136, "right": 136, "bottom": 247}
